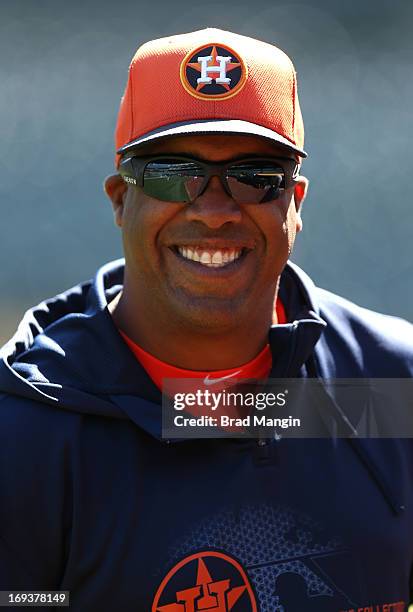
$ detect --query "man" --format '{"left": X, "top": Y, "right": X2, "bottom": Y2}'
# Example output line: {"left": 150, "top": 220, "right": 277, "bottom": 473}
{"left": 1, "top": 27, "right": 412, "bottom": 612}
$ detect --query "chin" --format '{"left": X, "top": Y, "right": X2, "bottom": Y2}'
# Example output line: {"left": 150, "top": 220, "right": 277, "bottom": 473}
{"left": 170, "top": 292, "right": 247, "bottom": 333}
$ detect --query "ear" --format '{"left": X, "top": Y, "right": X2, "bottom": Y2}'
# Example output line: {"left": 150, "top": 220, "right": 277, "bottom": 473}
{"left": 103, "top": 174, "right": 128, "bottom": 227}
{"left": 293, "top": 175, "right": 309, "bottom": 233}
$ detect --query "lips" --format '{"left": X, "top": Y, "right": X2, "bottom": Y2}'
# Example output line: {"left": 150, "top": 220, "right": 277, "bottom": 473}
{"left": 177, "top": 246, "right": 243, "bottom": 268}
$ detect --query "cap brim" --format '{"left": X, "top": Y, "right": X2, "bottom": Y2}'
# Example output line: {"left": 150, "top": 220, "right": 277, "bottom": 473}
{"left": 117, "top": 119, "right": 307, "bottom": 158}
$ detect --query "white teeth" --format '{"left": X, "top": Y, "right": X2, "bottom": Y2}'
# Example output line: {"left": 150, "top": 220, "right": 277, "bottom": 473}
{"left": 212, "top": 251, "right": 223, "bottom": 265}
{"left": 228, "top": 249, "right": 241, "bottom": 263}
{"left": 177, "top": 247, "right": 243, "bottom": 267}
{"left": 200, "top": 251, "right": 212, "bottom": 265}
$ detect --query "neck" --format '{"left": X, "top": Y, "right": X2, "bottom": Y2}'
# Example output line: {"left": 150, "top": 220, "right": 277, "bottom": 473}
{"left": 109, "top": 290, "right": 277, "bottom": 371}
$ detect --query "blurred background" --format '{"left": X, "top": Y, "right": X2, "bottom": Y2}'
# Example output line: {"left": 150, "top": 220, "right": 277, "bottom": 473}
{"left": 1, "top": 0, "right": 412, "bottom": 344}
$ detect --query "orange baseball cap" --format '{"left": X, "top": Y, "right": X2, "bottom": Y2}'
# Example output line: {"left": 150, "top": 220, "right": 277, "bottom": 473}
{"left": 115, "top": 28, "right": 306, "bottom": 167}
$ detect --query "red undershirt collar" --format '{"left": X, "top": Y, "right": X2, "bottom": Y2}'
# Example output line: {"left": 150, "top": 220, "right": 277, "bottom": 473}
{"left": 118, "top": 299, "right": 287, "bottom": 391}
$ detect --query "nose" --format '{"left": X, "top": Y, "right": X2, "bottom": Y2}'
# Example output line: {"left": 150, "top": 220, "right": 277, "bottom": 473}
{"left": 184, "top": 176, "right": 242, "bottom": 229}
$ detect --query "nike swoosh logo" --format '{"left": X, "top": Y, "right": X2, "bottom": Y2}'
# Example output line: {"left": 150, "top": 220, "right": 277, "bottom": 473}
{"left": 203, "top": 370, "right": 242, "bottom": 386}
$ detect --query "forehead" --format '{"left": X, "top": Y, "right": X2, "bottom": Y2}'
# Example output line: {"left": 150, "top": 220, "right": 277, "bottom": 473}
{"left": 133, "top": 134, "right": 297, "bottom": 162}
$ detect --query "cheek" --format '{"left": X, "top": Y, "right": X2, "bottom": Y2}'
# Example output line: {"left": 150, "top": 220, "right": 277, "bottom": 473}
{"left": 278, "top": 192, "right": 300, "bottom": 252}
{"left": 284, "top": 207, "right": 299, "bottom": 254}
{"left": 121, "top": 200, "right": 147, "bottom": 263}
{"left": 262, "top": 194, "right": 294, "bottom": 237}
{"left": 252, "top": 195, "right": 297, "bottom": 266}
{"left": 121, "top": 193, "right": 181, "bottom": 265}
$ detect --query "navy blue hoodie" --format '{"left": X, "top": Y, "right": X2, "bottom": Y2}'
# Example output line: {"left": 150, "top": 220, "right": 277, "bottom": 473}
{"left": 1, "top": 259, "right": 413, "bottom": 611}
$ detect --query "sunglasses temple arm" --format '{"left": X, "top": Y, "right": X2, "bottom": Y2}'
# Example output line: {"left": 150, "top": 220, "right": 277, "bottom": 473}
{"left": 130, "top": 158, "right": 146, "bottom": 187}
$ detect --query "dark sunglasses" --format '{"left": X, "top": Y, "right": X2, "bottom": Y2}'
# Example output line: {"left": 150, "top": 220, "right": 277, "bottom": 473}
{"left": 118, "top": 154, "right": 300, "bottom": 204}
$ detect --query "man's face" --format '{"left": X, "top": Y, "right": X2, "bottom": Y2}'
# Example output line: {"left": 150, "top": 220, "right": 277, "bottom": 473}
{"left": 108, "top": 134, "right": 307, "bottom": 332}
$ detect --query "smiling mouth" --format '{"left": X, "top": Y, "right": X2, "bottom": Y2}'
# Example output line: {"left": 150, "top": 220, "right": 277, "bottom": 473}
{"left": 175, "top": 246, "right": 248, "bottom": 268}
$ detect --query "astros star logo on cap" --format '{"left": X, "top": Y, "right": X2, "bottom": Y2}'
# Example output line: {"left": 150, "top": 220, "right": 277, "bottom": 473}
{"left": 180, "top": 43, "right": 247, "bottom": 100}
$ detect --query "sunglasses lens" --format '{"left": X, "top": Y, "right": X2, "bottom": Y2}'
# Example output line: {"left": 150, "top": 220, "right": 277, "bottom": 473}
{"left": 227, "top": 163, "right": 285, "bottom": 203}
{"left": 143, "top": 160, "right": 205, "bottom": 203}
